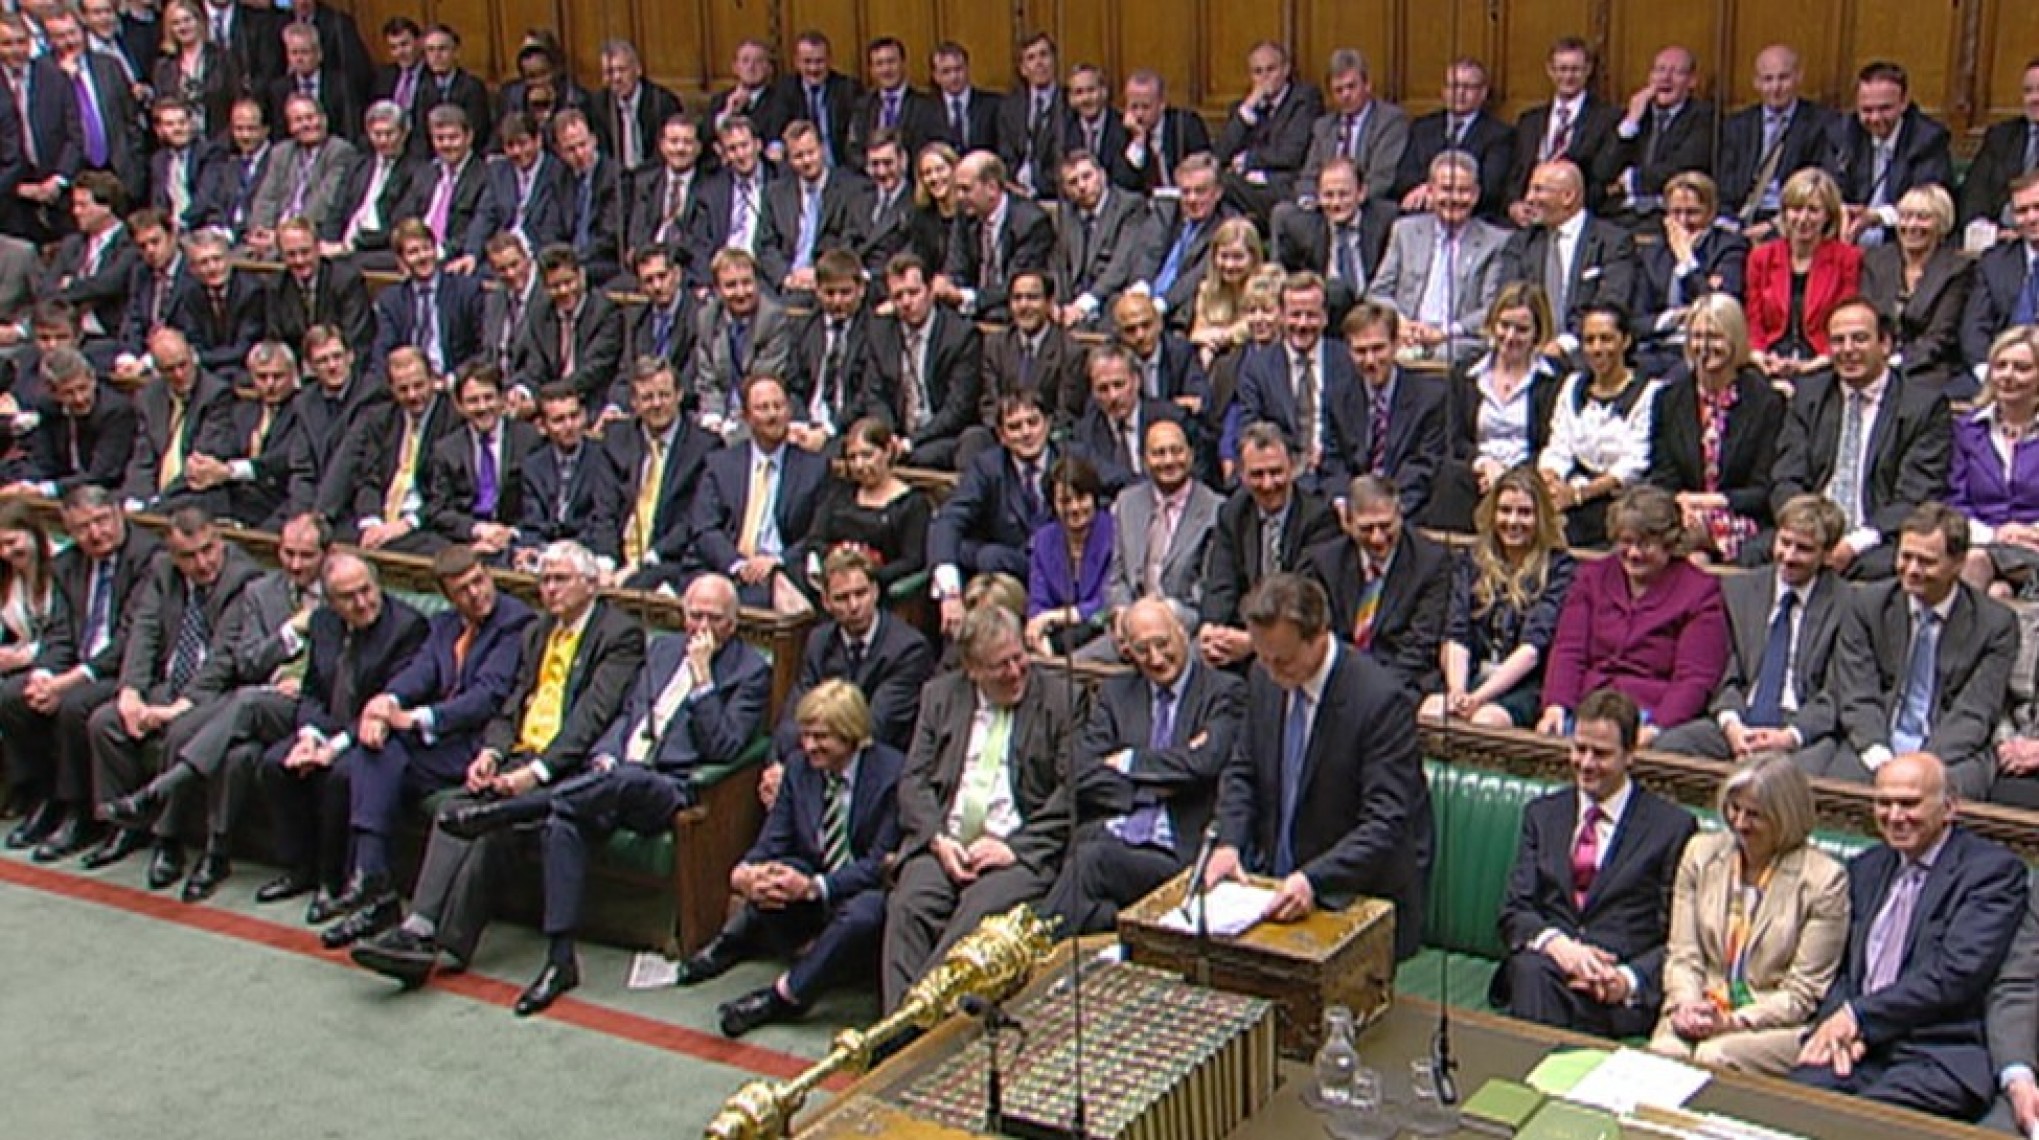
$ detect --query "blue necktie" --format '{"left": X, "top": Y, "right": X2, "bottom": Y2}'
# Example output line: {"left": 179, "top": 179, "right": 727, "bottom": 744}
{"left": 574, "top": 174, "right": 594, "bottom": 254}
{"left": 1274, "top": 691, "right": 1310, "bottom": 876}
{"left": 1891, "top": 609, "right": 1940, "bottom": 753}
{"left": 82, "top": 558, "right": 114, "bottom": 657}
{"left": 74, "top": 72, "right": 108, "bottom": 168}
{"left": 728, "top": 319, "right": 749, "bottom": 379}
{"left": 651, "top": 307, "right": 674, "bottom": 359}
{"left": 1153, "top": 221, "right": 1199, "bottom": 298}
{"left": 1111, "top": 686, "right": 1178, "bottom": 849}
{"left": 1745, "top": 590, "right": 1798, "bottom": 728}
{"left": 2013, "top": 254, "right": 2039, "bottom": 328}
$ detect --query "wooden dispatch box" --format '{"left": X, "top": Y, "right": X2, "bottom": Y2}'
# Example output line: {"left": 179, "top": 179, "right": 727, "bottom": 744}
{"left": 1117, "top": 869, "right": 1397, "bottom": 1059}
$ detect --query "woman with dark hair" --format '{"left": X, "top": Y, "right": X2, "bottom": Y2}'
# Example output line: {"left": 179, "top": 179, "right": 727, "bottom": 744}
{"left": 806, "top": 417, "right": 931, "bottom": 593}
{"left": 909, "top": 142, "right": 961, "bottom": 271}
{"left": 1421, "top": 466, "right": 1576, "bottom": 727}
{"left": 1536, "top": 484, "right": 1729, "bottom": 741}
{"left": 0, "top": 499, "right": 56, "bottom": 678}
{"left": 1646, "top": 294, "right": 1783, "bottom": 564}
{"left": 1024, "top": 455, "right": 1115, "bottom": 655}
{"left": 1538, "top": 301, "right": 1661, "bottom": 548}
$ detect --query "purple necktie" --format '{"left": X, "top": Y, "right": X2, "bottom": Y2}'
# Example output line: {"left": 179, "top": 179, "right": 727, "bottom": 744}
{"left": 475, "top": 432, "right": 499, "bottom": 517}
{"left": 75, "top": 72, "right": 108, "bottom": 168}
{"left": 1864, "top": 862, "right": 1927, "bottom": 993}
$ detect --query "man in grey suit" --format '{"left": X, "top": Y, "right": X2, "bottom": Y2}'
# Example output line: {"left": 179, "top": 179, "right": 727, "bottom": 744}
{"left": 1985, "top": 883, "right": 2039, "bottom": 1134}
{"left": 244, "top": 94, "right": 358, "bottom": 258}
{"left": 882, "top": 606, "right": 1083, "bottom": 1010}
{"left": 1795, "top": 503, "right": 2019, "bottom": 799}
{"left": 689, "top": 248, "right": 795, "bottom": 436}
{"left": 1105, "top": 419, "right": 1224, "bottom": 638}
{"left": 1051, "top": 150, "right": 1156, "bottom": 329}
{"left": 1297, "top": 49, "right": 1408, "bottom": 201}
{"left": 1043, "top": 600, "right": 1245, "bottom": 934}
{"left": 1368, "top": 151, "right": 1509, "bottom": 363}
{"left": 1656, "top": 496, "right": 1849, "bottom": 761}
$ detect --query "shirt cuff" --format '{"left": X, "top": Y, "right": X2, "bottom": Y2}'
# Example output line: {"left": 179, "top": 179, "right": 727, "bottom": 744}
{"left": 2002, "top": 1064, "right": 2035, "bottom": 1093}
{"left": 327, "top": 732, "right": 353, "bottom": 755}
{"left": 957, "top": 288, "right": 980, "bottom": 316}
{"left": 1843, "top": 527, "right": 1882, "bottom": 556}
{"left": 1717, "top": 710, "right": 1744, "bottom": 734}
{"left": 934, "top": 565, "right": 962, "bottom": 598}
{"left": 1531, "top": 928, "right": 1563, "bottom": 952}
{"left": 277, "top": 623, "right": 305, "bottom": 656}
{"left": 814, "top": 874, "right": 832, "bottom": 905}
{"left": 1974, "top": 519, "right": 1998, "bottom": 545}
{"left": 229, "top": 459, "right": 255, "bottom": 482}
{"left": 414, "top": 705, "right": 439, "bottom": 745}
{"left": 1617, "top": 120, "right": 1641, "bottom": 139}
{"left": 529, "top": 760, "right": 553, "bottom": 785}
{"left": 1617, "top": 965, "right": 1642, "bottom": 1007}
{"left": 1862, "top": 745, "right": 1895, "bottom": 772}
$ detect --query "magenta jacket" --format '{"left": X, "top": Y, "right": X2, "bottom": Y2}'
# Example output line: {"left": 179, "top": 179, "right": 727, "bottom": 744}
{"left": 1542, "top": 556, "right": 1729, "bottom": 726}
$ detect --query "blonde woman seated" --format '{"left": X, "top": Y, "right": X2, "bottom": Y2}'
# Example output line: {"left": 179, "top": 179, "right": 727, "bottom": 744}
{"left": 1187, "top": 217, "right": 1267, "bottom": 364}
{"left": 1650, "top": 755, "right": 1849, "bottom": 1075}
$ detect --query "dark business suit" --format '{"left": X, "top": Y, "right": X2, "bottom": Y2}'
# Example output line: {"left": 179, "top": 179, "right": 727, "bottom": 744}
{"left": 512, "top": 293, "right": 627, "bottom": 411}
{"left": 150, "top": 142, "right": 222, "bottom": 234}
{"left": 121, "top": 372, "right": 238, "bottom": 511}
{"left": 1393, "top": 109, "right": 1515, "bottom": 218}
{"left": 755, "top": 169, "right": 872, "bottom": 289}
{"left": 540, "top": 635, "right": 770, "bottom": 948}
{"left": 603, "top": 419, "right": 716, "bottom": 576}
{"left": 854, "top": 309, "right": 984, "bottom": 468}
{"left": 421, "top": 421, "right": 541, "bottom": 547}
{"left": 1800, "top": 580, "right": 2019, "bottom": 799}
{"left": 2, "top": 58, "right": 83, "bottom": 241}
{"left": 983, "top": 324, "right": 1088, "bottom": 428}
{"left": 1493, "top": 783, "right": 1698, "bottom": 1035}
{"left": 391, "top": 153, "right": 485, "bottom": 253}
{"left": 775, "top": 73, "right": 861, "bottom": 168}
{"left": 1859, "top": 245, "right": 1972, "bottom": 395}
{"left": 1959, "top": 240, "right": 2036, "bottom": 382}
{"left": 1508, "top": 96, "right": 1623, "bottom": 213}
{"left": 1768, "top": 370, "right": 1953, "bottom": 561}
{"left": 43, "top": 225, "right": 138, "bottom": 345}
{"left": 1829, "top": 106, "right": 1956, "bottom": 216}
{"left": 1214, "top": 83, "right": 1324, "bottom": 218}
{"left": 165, "top": 272, "right": 266, "bottom": 377}
{"left": 257, "top": 592, "right": 427, "bottom": 892}
{"left": 1655, "top": 569, "right": 1844, "bottom": 760}
{"left": 334, "top": 395, "right": 461, "bottom": 543}
{"left": 883, "top": 669, "right": 1084, "bottom": 1009}
{"left": 1045, "top": 663, "right": 1246, "bottom": 934}
{"left": 995, "top": 85, "right": 1068, "bottom": 200}
{"left": 619, "top": 295, "right": 698, "bottom": 405}
{"left": 1304, "top": 530, "right": 1451, "bottom": 695}
{"left": 1269, "top": 199, "right": 1396, "bottom": 322}
{"left": 941, "top": 195, "right": 1056, "bottom": 322}
{"left": 516, "top": 442, "right": 619, "bottom": 562}
{"left": 1052, "top": 187, "right": 1157, "bottom": 314}
{"left": 787, "top": 309, "right": 870, "bottom": 436}
{"left": 1068, "top": 398, "right": 1191, "bottom": 497}
{"left": 0, "top": 528, "right": 159, "bottom": 810}
{"left": 461, "top": 153, "right": 570, "bottom": 260}
{"left": 318, "top": 150, "right": 418, "bottom": 257}
{"left": 686, "top": 443, "right": 829, "bottom": 604}
{"left": 681, "top": 164, "right": 776, "bottom": 286}
{"left": 265, "top": 69, "right": 360, "bottom": 146}
{"left": 1341, "top": 370, "right": 1450, "bottom": 520}
{"left": 1632, "top": 226, "right": 1751, "bottom": 373}
{"left": 211, "top": 394, "right": 304, "bottom": 530}
{"left": 262, "top": 258, "right": 373, "bottom": 359}
{"left": 932, "top": 86, "right": 999, "bottom": 153}
{"left": 1226, "top": 339, "right": 1359, "bottom": 498}
{"left": 417, "top": 67, "right": 493, "bottom": 150}
{"left": 1216, "top": 641, "right": 1433, "bottom": 959}
{"left": 587, "top": 80, "right": 684, "bottom": 180}
{"left": 848, "top": 85, "right": 944, "bottom": 168}
{"left": 774, "top": 611, "right": 934, "bottom": 757}
{"left": 1201, "top": 487, "right": 1341, "bottom": 629}
{"left": 1496, "top": 214, "right": 1637, "bottom": 334}
{"left": 1715, "top": 100, "right": 1838, "bottom": 223}
{"left": 193, "top": 142, "right": 270, "bottom": 239}
{"left": 851, "top": 180, "right": 914, "bottom": 274}
{"left": 292, "top": 372, "right": 388, "bottom": 521}
{"left": 556, "top": 156, "right": 625, "bottom": 282}
{"left": 1645, "top": 369, "right": 1782, "bottom": 531}
{"left": 1959, "top": 116, "right": 2039, "bottom": 226}
{"left": 623, "top": 163, "right": 699, "bottom": 263}
{"left": 367, "top": 270, "right": 485, "bottom": 378}
{"left": 1606, "top": 99, "right": 1716, "bottom": 204}
{"left": 722, "top": 740, "right": 904, "bottom": 1004}
{"left": 1792, "top": 827, "right": 2028, "bottom": 1120}
{"left": 23, "top": 384, "right": 137, "bottom": 493}
{"left": 1122, "top": 106, "right": 1213, "bottom": 194}
{"left": 929, "top": 444, "right": 1060, "bottom": 579}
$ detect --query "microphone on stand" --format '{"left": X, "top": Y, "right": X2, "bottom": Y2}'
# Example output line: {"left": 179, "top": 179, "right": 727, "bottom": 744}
{"left": 958, "top": 994, "right": 1027, "bottom": 1133}
{"left": 1182, "top": 820, "right": 1221, "bottom": 988}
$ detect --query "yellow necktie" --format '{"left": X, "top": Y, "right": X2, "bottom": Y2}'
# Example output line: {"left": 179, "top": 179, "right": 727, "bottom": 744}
{"left": 248, "top": 405, "right": 274, "bottom": 459}
{"left": 736, "top": 455, "right": 771, "bottom": 557}
{"left": 623, "top": 436, "right": 666, "bottom": 566}
{"left": 515, "top": 626, "right": 575, "bottom": 755}
{"left": 383, "top": 416, "right": 421, "bottom": 523}
{"left": 158, "top": 397, "right": 188, "bottom": 491}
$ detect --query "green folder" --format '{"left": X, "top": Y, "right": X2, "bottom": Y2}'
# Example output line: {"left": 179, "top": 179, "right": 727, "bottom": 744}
{"left": 1462, "top": 1079, "right": 1548, "bottom": 1136}
{"left": 1517, "top": 1099, "right": 1619, "bottom": 1140}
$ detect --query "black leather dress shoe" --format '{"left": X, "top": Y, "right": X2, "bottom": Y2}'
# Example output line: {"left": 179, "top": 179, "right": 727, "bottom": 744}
{"left": 514, "top": 960, "right": 580, "bottom": 1016}
{"left": 254, "top": 869, "right": 318, "bottom": 904}
{"left": 351, "top": 929, "right": 439, "bottom": 989}
{"left": 320, "top": 894, "right": 399, "bottom": 949}
{"left": 305, "top": 876, "right": 382, "bottom": 925}
{"left": 145, "top": 839, "right": 186, "bottom": 890}
{"left": 6, "top": 800, "right": 59, "bottom": 850}
{"left": 437, "top": 799, "right": 520, "bottom": 841}
{"left": 674, "top": 935, "right": 744, "bottom": 986}
{"left": 75, "top": 826, "right": 143, "bottom": 870}
{"left": 99, "top": 789, "right": 163, "bottom": 831}
{"left": 180, "top": 853, "right": 231, "bottom": 903}
{"left": 32, "top": 812, "right": 97, "bottom": 863}
{"left": 718, "top": 986, "right": 801, "bottom": 1038}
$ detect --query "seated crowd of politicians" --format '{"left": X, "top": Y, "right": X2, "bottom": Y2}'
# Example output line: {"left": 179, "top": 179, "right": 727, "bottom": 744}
{"left": 10, "top": 3, "right": 2039, "bottom": 1127}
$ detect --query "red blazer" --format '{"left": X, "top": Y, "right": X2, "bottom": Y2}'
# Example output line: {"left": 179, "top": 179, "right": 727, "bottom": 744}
{"left": 1744, "top": 238, "right": 1862, "bottom": 355}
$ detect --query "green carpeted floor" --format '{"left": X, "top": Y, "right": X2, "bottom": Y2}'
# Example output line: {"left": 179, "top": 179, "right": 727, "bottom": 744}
{"left": 0, "top": 847, "right": 877, "bottom": 1138}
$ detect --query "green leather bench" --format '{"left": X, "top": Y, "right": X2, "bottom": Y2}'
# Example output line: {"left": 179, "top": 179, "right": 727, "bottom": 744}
{"left": 1400, "top": 760, "right": 1878, "bottom": 1009}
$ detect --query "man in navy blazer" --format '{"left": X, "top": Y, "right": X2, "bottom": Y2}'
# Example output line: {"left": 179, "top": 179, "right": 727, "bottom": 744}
{"left": 369, "top": 220, "right": 484, "bottom": 381}
{"left": 927, "top": 391, "right": 1059, "bottom": 631}
{"left": 935, "top": 151, "right": 1056, "bottom": 322}
{"left": 773, "top": 546, "right": 933, "bottom": 758}
{"left": 678, "top": 679, "right": 903, "bottom": 1038}
{"left": 1792, "top": 753, "right": 2027, "bottom": 1119}
{"left": 457, "top": 112, "right": 569, "bottom": 264}
{"left": 511, "top": 574, "right": 770, "bottom": 1016}
{"left": 1206, "top": 573, "right": 1432, "bottom": 960}
{"left": 1830, "top": 62, "right": 1955, "bottom": 244}
{"left": 1303, "top": 477, "right": 1451, "bottom": 696}
{"left": 687, "top": 376, "right": 829, "bottom": 608}
{"left": 1959, "top": 174, "right": 2039, "bottom": 387}
{"left": 1225, "top": 273, "right": 1356, "bottom": 497}
{"left": 516, "top": 385, "right": 619, "bottom": 566}
{"left": 1339, "top": 304, "right": 1449, "bottom": 521}
{"left": 1068, "top": 345, "right": 1193, "bottom": 497}
{"left": 1, "top": 21, "right": 82, "bottom": 243}
{"left": 348, "top": 546, "right": 532, "bottom": 914}
{"left": 1047, "top": 600, "right": 1245, "bottom": 934}
{"left": 258, "top": 552, "right": 428, "bottom": 935}
{"left": 1493, "top": 688, "right": 1698, "bottom": 1036}
{"left": 605, "top": 360, "right": 717, "bottom": 588}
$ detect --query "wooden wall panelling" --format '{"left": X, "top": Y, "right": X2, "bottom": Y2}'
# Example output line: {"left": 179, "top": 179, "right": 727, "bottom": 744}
{"left": 491, "top": 0, "right": 562, "bottom": 85}
{"left": 1029, "top": 0, "right": 1114, "bottom": 86}
{"left": 1977, "top": 0, "right": 2039, "bottom": 124}
{"left": 633, "top": 0, "right": 710, "bottom": 91}
{"left": 1605, "top": 0, "right": 1723, "bottom": 106}
{"left": 699, "top": 0, "right": 774, "bottom": 90}
{"left": 1117, "top": 8, "right": 1198, "bottom": 116}
{"left": 1294, "top": 0, "right": 1392, "bottom": 101}
{"left": 1394, "top": 0, "right": 1498, "bottom": 115}
{"left": 1842, "top": 0, "right": 1957, "bottom": 120}
{"left": 1199, "top": 0, "right": 1286, "bottom": 109}
{"left": 562, "top": 0, "right": 635, "bottom": 83}
{"left": 782, "top": 1, "right": 863, "bottom": 70}
{"left": 935, "top": 0, "right": 1015, "bottom": 89}
{"left": 1713, "top": 2, "right": 1845, "bottom": 110}
{"left": 863, "top": 0, "right": 942, "bottom": 80}
{"left": 1487, "top": 0, "right": 1596, "bottom": 122}
{"left": 435, "top": 0, "right": 507, "bottom": 83}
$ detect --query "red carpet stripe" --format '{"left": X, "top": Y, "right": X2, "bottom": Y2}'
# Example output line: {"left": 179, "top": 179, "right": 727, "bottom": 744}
{"left": 0, "top": 857, "right": 852, "bottom": 1091}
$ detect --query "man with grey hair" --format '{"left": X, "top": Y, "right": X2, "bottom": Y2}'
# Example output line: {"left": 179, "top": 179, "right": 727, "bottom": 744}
{"left": 347, "top": 541, "right": 643, "bottom": 985}
{"left": 882, "top": 604, "right": 1083, "bottom": 1010}
{"left": 267, "top": 19, "right": 360, "bottom": 149}
{"left": 1299, "top": 49, "right": 1407, "bottom": 201}
{"left": 588, "top": 38, "right": 681, "bottom": 183}
{"left": 246, "top": 90, "right": 359, "bottom": 256}
{"left": 1369, "top": 150, "right": 1511, "bottom": 362}
{"left": 319, "top": 99, "right": 415, "bottom": 267}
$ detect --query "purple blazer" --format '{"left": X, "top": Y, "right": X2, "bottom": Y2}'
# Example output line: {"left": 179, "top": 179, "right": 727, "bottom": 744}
{"left": 1542, "top": 556, "right": 1729, "bottom": 727}
{"left": 1027, "top": 513, "right": 1116, "bottom": 620}
{"left": 1947, "top": 412, "right": 2039, "bottom": 530}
